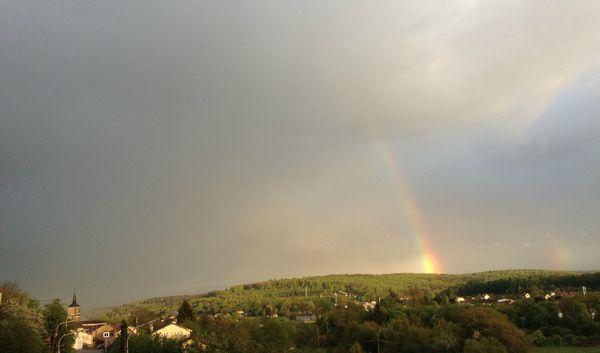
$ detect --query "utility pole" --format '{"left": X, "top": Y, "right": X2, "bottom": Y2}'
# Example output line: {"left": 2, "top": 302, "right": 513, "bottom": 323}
{"left": 120, "top": 321, "right": 128, "bottom": 353}
{"left": 128, "top": 313, "right": 139, "bottom": 328}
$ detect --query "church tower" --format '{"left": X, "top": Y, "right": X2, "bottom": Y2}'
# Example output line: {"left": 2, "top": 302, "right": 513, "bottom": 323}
{"left": 67, "top": 290, "right": 81, "bottom": 321}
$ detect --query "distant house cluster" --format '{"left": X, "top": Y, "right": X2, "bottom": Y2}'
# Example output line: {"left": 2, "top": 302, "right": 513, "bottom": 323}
{"left": 63, "top": 293, "right": 192, "bottom": 351}
{"left": 453, "top": 291, "right": 564, "bottom": 306}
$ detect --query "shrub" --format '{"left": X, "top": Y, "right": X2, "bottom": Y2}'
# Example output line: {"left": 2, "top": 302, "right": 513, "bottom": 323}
{"left": 463, "top": 337, "right": 507, "bottom": 353}
{"left": 527, "top": 330, "right": 545, "bottom": 346}
{"left": 544, "top": 334, "right": 565, "bottom": 346}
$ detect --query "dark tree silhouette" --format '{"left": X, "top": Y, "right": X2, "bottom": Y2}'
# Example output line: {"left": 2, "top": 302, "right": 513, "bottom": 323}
{"left": 177, "top": 300, "right": 195, "bottom": 323}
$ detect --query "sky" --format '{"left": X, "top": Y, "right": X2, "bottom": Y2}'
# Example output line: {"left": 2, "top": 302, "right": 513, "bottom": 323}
{"left": 1, "top": 1, "right": 600, "bottom": 309}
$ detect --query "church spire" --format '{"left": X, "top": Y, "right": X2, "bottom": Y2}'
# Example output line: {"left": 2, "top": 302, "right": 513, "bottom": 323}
{"left": 69, "top": 289, "right": 79, "bottom": 307}
{"left": 67, "top": 289, "right": 81, "bottom": 321}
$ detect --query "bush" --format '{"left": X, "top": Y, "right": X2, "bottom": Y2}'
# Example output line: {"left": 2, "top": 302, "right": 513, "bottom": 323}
{"left": 543, "top": 334, "right": 565, "bottom": 346}
{"left": 563, "top": 334, "right": 584, "bottom": 346}
{"left": 463, "top": 337, "right": 507, "bottom": 353}
{"left": 527, "top": 330, "right": 545, "bottom": 346}
{"left": 582, "top": 334, "right": 600, "bottom": 347}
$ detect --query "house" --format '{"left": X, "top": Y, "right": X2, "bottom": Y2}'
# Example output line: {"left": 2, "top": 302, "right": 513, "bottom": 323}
{"left": 524, "top": 293, "right": 531, "bottom": 299}
{"left": 361, "top": 301, "right": 377, "bottom": 311}
{"left": 482, "top": 294, "right": 491, "bottom": 301}
{"left": 78, "top": 320, "right": 107, "bottom": 332}
{"left": 89, "top": 323, "right": 119, "bottom": 349}
{"left": 71, "top": 321, "right": 107, "bottom": 350}
{"left": 455, "top": 297, "right": 465, "bottom": 303}
{"left": 91, "top": 323, "right": 117, "bottom": 338}
{"left": 98, "top": 324, "right": 140, "bottom": 349}
{"left": 152, "top": 323, "right": 192, "bottom": 339}
{"left": 497, "top": 298, "right": 514, "bottom": 304}
{"left": 296, "top": 312, "right": 317, "bottom": 323}
{"left": 73, "top": 328, "right": 94, "bottom": 350}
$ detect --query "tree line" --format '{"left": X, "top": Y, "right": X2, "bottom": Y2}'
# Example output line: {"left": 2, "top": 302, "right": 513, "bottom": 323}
{"left": 0, "top": 281, "right": 75, "bottom": 353}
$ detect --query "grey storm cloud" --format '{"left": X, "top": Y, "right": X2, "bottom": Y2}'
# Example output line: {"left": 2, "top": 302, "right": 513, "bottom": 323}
{"left": 1, "top": 0, "right": 600, "bottom": 307}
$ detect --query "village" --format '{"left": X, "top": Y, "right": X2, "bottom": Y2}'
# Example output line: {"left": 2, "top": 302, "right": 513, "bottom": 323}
{"left": 54, "top": 293, "right": 193, "bottom": 352}
{"left": 36, "top": 284, "right": 596, "bottom": 352}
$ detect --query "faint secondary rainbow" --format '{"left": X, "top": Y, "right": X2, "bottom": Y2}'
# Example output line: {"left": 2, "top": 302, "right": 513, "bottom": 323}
{"left": 374, "top": 141, "right": 442, "bottom": 274}
{"left": 545, "top": 236, "right": 569, "bottom": 271}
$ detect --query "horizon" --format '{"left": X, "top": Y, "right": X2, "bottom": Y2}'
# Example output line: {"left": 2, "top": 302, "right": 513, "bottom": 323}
{"left": 2, "top": 1, "right": 600, "bottom": 309}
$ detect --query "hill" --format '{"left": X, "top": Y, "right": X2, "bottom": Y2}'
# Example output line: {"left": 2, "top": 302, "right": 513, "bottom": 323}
{"left": 105, "top": 269, "right": 591, "bottom": 322}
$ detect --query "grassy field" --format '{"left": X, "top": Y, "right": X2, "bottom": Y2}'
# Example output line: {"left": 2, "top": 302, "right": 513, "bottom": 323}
{"left": 534, "top": 347, "right": 600, "bottom": 353}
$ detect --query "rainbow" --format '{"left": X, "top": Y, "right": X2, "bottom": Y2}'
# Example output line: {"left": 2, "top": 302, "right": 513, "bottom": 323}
{"left": 545, "top": 236, "right": 569, "bottom": 271}
{"left": 374, "top": 141, "right": 442, "bottom": 274}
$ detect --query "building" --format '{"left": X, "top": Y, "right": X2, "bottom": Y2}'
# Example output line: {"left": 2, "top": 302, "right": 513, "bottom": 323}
{"left": 361, "top": 301, "right": 377, "bottom": 311}
{"left": 152, "top": 323, "right": 192, "bottom": 339}
{"left": 67, "top": 291, "right": 81, "bottom": 321}
{"left": 73, "top": 329, "right": 94, "bottom": 350}
{"left": 296, "top": 312, "right": 317, "bottom": 323}
{"left": 497, "top": 298, "right": 514, "bottom": 304}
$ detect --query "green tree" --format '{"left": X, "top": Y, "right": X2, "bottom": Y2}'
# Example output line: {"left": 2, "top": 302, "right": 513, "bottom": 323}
{"left": 431, "top": 320, "right": 460, "bottom": 353}
{"left": 559, "top": 298, "right": 592, "bottom": 330}
{"left": 177, "top": 300, "right": 195, "bottom": 323}
{"left": 0, "top": 282, "right": 45, "bottom": 353}
{"left": 459, "top": 307, "right": 531, "bottom": 353}
{"left": 513, "top": 302, "right": 552, "bottom": 330}
{"left": 0, "top": 317, "right": 45, "bottom": 353}
{"left": 370, "top": 302, "right": 388, "bottom": 325}
{"left": 252, "top": 318, "right": 293, "bottom": 353}
{"left": 265, "top": 304, "right": 274, "bottom": 317}
{"left": 43, "top": 298, "right": 73, "bottom": 352}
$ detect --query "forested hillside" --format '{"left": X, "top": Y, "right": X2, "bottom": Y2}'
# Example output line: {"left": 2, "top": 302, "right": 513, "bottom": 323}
{"left": 106, "top": 270, "right": 587, "bottom": 321}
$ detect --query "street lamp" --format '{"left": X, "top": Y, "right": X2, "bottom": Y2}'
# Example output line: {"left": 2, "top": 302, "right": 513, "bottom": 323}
{"left": 57, "top": 332, "right": 75, "bottom": 353}
{"left": 52, "top": 320, "right": 75, "bottom": 352}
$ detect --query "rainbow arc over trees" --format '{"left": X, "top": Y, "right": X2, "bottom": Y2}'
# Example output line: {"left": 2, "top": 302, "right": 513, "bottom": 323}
{"left": 375, "top": 141, "right": 442, "bottom": 274}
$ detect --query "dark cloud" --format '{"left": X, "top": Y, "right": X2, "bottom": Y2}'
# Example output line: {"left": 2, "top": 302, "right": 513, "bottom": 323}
{"left": 1, "top": 1, "right": 600, "bottom": 307}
